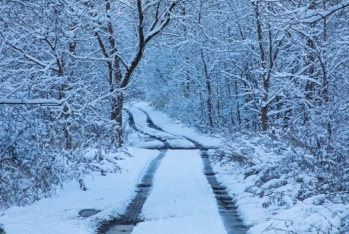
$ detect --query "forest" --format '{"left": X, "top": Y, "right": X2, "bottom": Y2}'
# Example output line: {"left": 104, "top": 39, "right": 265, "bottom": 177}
{"left": 1, "top": 0, "right": 349, "bottom": 233}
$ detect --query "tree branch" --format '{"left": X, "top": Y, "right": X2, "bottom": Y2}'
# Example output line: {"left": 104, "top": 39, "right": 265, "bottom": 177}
{"left": 302, "top": 2, "right": 349, "bottom": 23}
{"left": 120, "top": 1, "right": 177, "bottom": 88}
{"left": 6, "top": 42, "right": 59, "bottom": 72}
{"left": 0, "top": 98, "right": 65, "bottom": 106}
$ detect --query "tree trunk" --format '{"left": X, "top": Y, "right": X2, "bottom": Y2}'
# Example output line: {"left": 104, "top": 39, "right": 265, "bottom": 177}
{"left": 63, "top": 100, "right": 72, "bottom": 150}
{"left": 97, "top": 0, "right": 177, "bottom": 146}
{"left": 182, "top": 3, "right": 190, "bottom": 99}
{"left": 62, "top": 41, "right": 76, "bottom": 151}
{"left": 304, "top": 1, "right": 317, "bottom": 124}
{"left": 261, "top": 105, "right": 268, "bottom": 132}
{"left": 201, "top": 50, "right": 213, "bottom": 128}
{"left": 111, "top": 92, "right": 124, "bottom": 146}
{"left": 234, "top": 79, "right": 241, "bottom": 127}
{"left": 58, "top": 61, "right": 72, "bottom": 150}
{"left": 253, "top": 1, "right": 269, "bottom": 132}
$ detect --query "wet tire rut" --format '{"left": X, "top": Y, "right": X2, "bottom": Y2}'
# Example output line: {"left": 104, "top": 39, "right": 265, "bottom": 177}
{"left": 98, "top": 108, "right": 248, "bottom": 234}
{"left": 201, "top": 149, "right": 249, "bottom": 233}
{"left": 98, "top": 149, "right": 167, "bottom": 234}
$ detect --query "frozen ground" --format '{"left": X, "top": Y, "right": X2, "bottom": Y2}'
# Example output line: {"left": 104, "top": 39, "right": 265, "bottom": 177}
{"left": 129, "top": 103, "right": 349, "bottom": 234}
{"left": 0, "top": 148, "right": 158, "bottom": 234}
{"left": 0, "top": 103, "right": 226, "bottom": 234}
{"left": 128, "top": 102, "right": 221, "bottom": 148}
{"left": 133, "top": 150, "right": 226, "bottom": 234}
{"left": 1, "top": 102, "right": 346, "bottom": 234}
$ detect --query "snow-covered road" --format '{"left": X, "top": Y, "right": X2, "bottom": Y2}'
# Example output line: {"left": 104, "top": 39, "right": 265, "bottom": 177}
{"left": 3, "top": 102, "right": 345, "bottom": 234}
{"left": 0, "top": 103, "right": 247, "bottom": 234}
{"left": 104, "top": 104, "right": 247, "bottom": 234}
{"left": 132, "top": 149, "right": 226, "bottom": 234}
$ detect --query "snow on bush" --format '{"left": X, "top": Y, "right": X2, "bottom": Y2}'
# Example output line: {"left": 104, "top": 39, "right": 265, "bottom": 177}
{"left": 213, "top": 132, "right": 349, "bottom": 233}
{"left": 0, "top": 105, "right": 122, "bottom": 211}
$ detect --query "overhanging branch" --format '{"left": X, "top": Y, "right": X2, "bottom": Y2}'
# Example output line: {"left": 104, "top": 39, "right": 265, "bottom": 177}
{"left": 0, "top": 98, "right": 65, "bottom": 106}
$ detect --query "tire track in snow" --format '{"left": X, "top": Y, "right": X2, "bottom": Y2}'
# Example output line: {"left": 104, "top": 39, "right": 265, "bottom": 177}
{"left": 137, "top": 108, "right": 249, "bottom": 234}
{"left": 97, "top": 150, "right": 167, "bottom": 234}
{"left": 99, "top": 107, "right": 248, "bottom": 233}
{"left": 98, "top": 110, "right": 169, "bottom": 234}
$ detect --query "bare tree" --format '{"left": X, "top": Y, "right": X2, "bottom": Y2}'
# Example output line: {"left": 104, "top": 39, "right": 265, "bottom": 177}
{"left": 91, "top": 0, "right": 178, "bottom": 145}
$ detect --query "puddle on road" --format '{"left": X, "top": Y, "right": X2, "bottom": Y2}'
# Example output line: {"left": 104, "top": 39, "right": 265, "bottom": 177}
{"left": 106, "top": 224, "right": 135, "bottom": 234}
{"left": 78, "top": 209, "right": 100, "bottom": 218}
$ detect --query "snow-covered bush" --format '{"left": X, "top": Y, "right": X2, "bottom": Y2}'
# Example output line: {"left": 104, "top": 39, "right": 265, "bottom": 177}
{"left": 0, "top": 104, "right": 121, "bottom": 210}
{"left": 214, "top": 132, "right": 349, "bottom": 233}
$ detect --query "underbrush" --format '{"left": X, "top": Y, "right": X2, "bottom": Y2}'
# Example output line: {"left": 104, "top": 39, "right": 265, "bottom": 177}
{"left": 213, "top": 131, "right": 349, "bottom": 233}
{"left": 0, "top": 146, "right": 122, "bottom": 211}
{"left": 0, "top": 105, "right": 126, "bottom": 211}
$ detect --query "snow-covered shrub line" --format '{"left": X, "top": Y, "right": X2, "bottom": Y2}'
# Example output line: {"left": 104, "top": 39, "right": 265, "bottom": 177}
{"left": 214, "top": 132, "right": 349, "bottom": 234}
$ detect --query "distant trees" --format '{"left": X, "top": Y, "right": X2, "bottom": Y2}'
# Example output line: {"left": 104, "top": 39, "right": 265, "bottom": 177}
{"left": 143, "top": 0, "right": 349, "bottom": 137}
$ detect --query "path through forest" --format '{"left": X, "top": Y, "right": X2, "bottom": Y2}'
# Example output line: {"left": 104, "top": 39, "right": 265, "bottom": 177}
{"left": 99, "top": 106, "right": 248, "bottom": 234}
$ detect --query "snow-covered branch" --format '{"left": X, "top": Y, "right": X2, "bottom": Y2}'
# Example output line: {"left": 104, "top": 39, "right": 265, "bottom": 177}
{"left": 302, "top": 1, "right": 349, "bottom": 23}
{"left": 120, "top": 1, "right": 178, "bottom": 88}
{"left": 0, "top": 98, "right": 65, "bottom": 106}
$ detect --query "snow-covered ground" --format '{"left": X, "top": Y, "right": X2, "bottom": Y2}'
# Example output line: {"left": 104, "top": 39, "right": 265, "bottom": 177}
{"left": 127, "top": 102, "right": 221, "bottom": 148}
{"left": 129, "top": 103, "right": 349, "bottom": 233}
{"left": 0, "top": 148, "right": 158, "bottom": 234}
{"left": 133, "top": 150, "right": 226, "bottom": 234}
{"left": 0, "top": 103, "right": 225, "bottom": 234}
{"left": 1, "top": 102, "right": 347, "bottom": 234}
{"left": 212, "top": 136, "right": 349, "bottom": 234}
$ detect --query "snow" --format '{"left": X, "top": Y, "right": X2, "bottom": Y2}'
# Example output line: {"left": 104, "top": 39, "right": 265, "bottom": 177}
{"left": 1, "top": 102, "right": 347, "bottom": 234}
{"left": 132, "top": 215, "right": 225, "bottom": 234}
{"left": 129, "top": 102, "right": 221, "bottom": 148}
{"left": 0, "top": 148, "right": 158, "bottom": 234}
{"left": 0, "top": 98, "right": 64, "bottom": 105}
{"left": 212, "top": 133, "right": 349, "bottom": 234}
{"left": 0, "top": 103, "right": 224, "bottom": 234}
{"left": 126, "top": 106, "right": 198, "bottom": 149}
{"left": 133, "top": 105, "right": 349, "bottom": 234}
{"left": 135, "top": 139, "right": 164, "bottom": 149}
{"left": 135, "top": 150, "right": 226, "bottom": 234}
{"left": 166, "top": 138, "right": 196, "bottom": 148}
